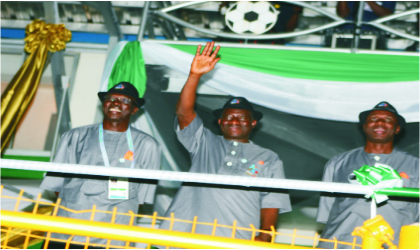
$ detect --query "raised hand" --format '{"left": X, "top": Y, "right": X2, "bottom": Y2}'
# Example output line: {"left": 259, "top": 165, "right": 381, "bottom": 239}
{"left": 190, "top": 41, "right": 221, "bottom": 76}
{"left": 176, "top": 42, "right": 220, "bottom": 129}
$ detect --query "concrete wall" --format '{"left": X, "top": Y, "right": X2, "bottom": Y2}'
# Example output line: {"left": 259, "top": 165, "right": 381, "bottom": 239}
{"left": 1, "top": 51, "right": 107, "bottom": 151}
{"left": 70, "top": 53, "right": 106, "bottom": 128}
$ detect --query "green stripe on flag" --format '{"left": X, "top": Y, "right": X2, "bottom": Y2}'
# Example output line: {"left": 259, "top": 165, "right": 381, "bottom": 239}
{"left": 1, "top": 155, "right": 49, "bottom": 179}
{"left": 168, "top": 44, "right": 419, "bottom": 83}
{"left": 108, "top": 41, "right": 147, "bottom": 97}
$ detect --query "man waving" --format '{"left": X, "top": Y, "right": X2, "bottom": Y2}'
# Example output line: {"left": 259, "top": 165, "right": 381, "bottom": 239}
{"left": 159, "top": 42, "right": 291, "bottom": 242}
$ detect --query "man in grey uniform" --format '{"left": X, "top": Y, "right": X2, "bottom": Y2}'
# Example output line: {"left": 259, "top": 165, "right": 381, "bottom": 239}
{"left": 40, "top": 82, "right": 161, "bottom": 248}
{"left": 159, "top": 42, "right": 291, "bottom": 242}
{"left": 317, "top": 101, "right": 419, "bottom": 248}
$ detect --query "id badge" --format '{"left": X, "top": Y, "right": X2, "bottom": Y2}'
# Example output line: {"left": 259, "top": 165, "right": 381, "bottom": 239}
{"left": 108, "top": 177, "right": 129, "bottom": 199}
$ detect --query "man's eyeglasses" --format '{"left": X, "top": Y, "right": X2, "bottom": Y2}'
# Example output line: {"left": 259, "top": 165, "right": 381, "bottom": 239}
{"left": 104, "top": 96, "right": 134, "bottom": 105}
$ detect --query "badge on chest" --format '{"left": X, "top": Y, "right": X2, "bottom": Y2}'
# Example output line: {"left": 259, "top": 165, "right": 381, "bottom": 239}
{"left": 246, "top": 161, "right": 264, "bottom": 177}
{"left": 108, "top": 177, "right": 129, "bottom": 199}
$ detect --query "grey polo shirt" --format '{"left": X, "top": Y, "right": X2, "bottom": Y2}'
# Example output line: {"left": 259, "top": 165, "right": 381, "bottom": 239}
{"left": 40, "top": 124, "right": 161, "bottom": 246}
{"left": 159, "top": 115, "right": 291, "bottom": 239}
{"left": 317, "top": 147, "right": 419, "bottom": 249}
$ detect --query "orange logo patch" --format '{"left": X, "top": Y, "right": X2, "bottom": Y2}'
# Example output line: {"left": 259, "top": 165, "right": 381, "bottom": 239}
{"left": 399, "top": 172, "right": 409, "bottom": 179}
{"left": 124, "top": 151, "right": 134, "bottom": 161}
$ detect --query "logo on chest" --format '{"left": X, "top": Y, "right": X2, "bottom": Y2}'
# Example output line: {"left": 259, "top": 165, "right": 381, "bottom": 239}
{"left": 246, "top": 161, "right": 264, "bottom": 177}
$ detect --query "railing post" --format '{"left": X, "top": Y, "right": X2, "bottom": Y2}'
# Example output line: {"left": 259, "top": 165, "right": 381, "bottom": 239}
{"left": 138, "top": 1, "right": 151, "bottom": 41}
{"left": 352, "top": 1, "right": 365, "bottom": 53}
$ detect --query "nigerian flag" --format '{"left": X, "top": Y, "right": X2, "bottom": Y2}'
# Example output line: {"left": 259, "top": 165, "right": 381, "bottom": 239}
{"left": 140, "top": 41, "right": 419, "bottom": 123}
{"left": 99, "top": 41, "right": 147, "bottom": 97}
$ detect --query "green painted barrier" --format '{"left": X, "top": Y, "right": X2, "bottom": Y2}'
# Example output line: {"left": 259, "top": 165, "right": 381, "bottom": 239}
{"left": 1, "top": 155, "right": 49, "bottom": 179}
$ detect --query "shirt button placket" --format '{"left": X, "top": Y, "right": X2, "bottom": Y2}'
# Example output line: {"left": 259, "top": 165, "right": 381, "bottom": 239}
{"left": 225, "top": 142, "right": 238, "bottom": 169}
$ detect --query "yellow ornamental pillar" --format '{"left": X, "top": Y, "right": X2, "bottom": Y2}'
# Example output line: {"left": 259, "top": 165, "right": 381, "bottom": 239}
{"left": 1, "top": 20, "right": 71, "bottom": 153}
{"left": 399, "top": 223, "right": 419, "bottom": 249}
{"left": 351, "top": 215, "right": 397, "bottom": 249}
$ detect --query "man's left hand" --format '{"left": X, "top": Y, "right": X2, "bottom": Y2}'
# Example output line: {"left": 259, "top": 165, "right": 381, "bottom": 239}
{"left": 254, "top": 232, "right": 272, "bottom": 242}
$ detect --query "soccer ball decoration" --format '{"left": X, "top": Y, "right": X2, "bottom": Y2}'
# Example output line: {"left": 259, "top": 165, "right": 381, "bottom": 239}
{"left": 225, "top": 2, "right": 279, "bottom": 35}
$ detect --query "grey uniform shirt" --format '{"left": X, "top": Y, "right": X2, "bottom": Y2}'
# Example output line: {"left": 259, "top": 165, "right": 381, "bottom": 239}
{"left": 40, "top": 123, "right": 161, "bottom": 246}
{"left": 159, "top": 115, "right": 291, "bottom": 239}
{"left": 316, "top": 147, "right": 419, "bottom": 249}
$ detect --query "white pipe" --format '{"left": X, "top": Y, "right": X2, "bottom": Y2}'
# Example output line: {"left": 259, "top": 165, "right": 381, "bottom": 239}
{"left": 155, "top": 11, "right": 348, "bottom": 40}
{"left": 1, "top": 159, "right": 370, "bottom": 195}
{"left": 372, "top": 8, "right": 420, "bottom": 23}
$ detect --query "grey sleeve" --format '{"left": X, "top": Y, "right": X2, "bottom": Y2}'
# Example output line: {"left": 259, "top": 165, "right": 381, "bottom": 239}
{"left": 137, "top": 139, "right": 161, "bottom": 205}
{"left": 260, "top": 158, "right": 292, "bottom": 214}
{"left": 39, "top": 132, "right": 72, "bottom": 192}
{"left": 174, "top": 115, "right": 205, "bottom": 154}
{"left": 316, "top": 158, "right": 336, "bottom": 223}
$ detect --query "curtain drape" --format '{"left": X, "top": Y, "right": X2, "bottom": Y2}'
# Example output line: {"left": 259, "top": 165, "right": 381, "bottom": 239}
{"left": 1, "top": 20, "right": 71, "bottom": 153}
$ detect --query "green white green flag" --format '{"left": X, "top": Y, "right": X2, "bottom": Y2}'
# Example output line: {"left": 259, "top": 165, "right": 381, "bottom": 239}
{"left": 100, "top": 41, "right": 147, "bottom": 97}
{"left": 141, "top": 41, "right": 419, "bottom": 123}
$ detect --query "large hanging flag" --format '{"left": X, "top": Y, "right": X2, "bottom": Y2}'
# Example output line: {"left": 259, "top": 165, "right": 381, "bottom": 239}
{"left": 140, "top": 41, "right": 419, "bottom": 123}
{"left": 99, "top": 41, "right": 147, "bottom": 96}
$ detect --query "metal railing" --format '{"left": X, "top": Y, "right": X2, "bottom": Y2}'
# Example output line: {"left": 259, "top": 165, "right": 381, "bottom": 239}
{"left": 1, "top": 186, "right": 361, "bottom": 249}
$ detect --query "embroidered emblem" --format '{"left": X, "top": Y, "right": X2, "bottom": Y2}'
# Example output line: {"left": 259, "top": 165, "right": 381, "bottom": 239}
{"left": 399, "top": 172, "right": 409, "bottom": 179}
{"left": 230, "top": 98, "right": 240, "bottom": 104}
{"left": 246, "top": 161, "right": 264, "bottom": 177}
{"left": 378, "top": 102, "right": 388, "bottom": 107}
{"left": 124, "top": 150, "right": 133, "bottom": 161}
{"left": 246, "top": 164, "right": 258, "bottom": 177}
{"left": 115, "top": 84, "right": 125, "bottom": 90}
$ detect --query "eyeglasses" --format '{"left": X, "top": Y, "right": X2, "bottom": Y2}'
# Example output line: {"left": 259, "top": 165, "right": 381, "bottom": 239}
{"left": 104, "top": 96, "right": 134, "bottom": 105}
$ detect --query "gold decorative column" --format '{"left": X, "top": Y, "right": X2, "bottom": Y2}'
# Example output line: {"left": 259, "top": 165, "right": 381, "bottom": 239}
{"left": 1, "top": 20, "right": 71, "bottom": 153}
{"left": 352, "top": 215, "right": 397, "bottom": 249}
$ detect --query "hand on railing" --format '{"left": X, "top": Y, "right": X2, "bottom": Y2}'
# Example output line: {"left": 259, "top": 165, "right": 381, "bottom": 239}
{"left": 254, "top": 232, "right": 272, "bottom": 242}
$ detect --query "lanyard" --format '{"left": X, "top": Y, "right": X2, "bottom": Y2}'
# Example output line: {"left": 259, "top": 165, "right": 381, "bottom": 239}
{"left": 99, "top": 124, "right": 135, "bottom": 169}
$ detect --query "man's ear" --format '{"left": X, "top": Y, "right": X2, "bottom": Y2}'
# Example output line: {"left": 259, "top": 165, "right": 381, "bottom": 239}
{"left": 363, "top": 123, "right": 367, "bottom": 133}
{"left": 218, "top": 119, "right": 221, "bottom": 125}
{"left": 132, "top": 107, "right": 139, "bottom": 115}
{"left": 395, "top": 125, "right": 401, "bottom": 135}
{"left": 252, "top": 120, "right": 257, "bottom": 128}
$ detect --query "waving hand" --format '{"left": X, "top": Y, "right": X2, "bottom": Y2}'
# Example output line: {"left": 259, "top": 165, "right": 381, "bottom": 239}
{"left": 190, "top": 41, "right": 221, "bottom": 75}
{"left": 176, "top": 41, "right": 221, "bottom": 129}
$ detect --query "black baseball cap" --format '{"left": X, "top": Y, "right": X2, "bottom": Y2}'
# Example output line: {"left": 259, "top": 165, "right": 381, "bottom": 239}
{"left": 359, "top": 101, "right": 405, "bottom": 129}
{"left": 98, "top": 82, "right": 145, "bottom": 108}
{"left": 213, "top": 97, "right": 263, "bottom": 121}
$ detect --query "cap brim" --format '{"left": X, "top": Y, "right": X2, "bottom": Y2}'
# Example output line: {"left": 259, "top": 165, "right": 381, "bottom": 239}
{"left": 213, "top": 108, "right": 263, "bottom": 121}
{"left": 359, "top": 109, "right": 405, "bottom": 129}
{"left": 97, "top": 91, "right": 145, "bottom": 108}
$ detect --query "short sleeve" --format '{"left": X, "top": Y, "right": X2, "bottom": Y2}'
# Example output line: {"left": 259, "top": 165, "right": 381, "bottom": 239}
{"left": 39, "top": 132, "right": 72, "bottom": 192}
{"left": 260, "top": 157, "right": 292, "bottom": 214}
{"left": 316, "top": 158, "right": 336, "bottom": 223}
{"left": 137, "top": 137, "right": 161, "bottom": 205}
{"left": 174, "top": 115, "right": 205, "bottom": 154}
{"left": 137, "top": 184, "right": 157, "bottom": 204}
